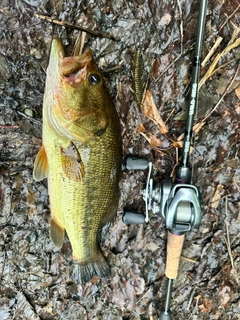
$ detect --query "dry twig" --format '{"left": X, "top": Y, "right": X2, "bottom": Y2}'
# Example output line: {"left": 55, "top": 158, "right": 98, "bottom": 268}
{"left": 149, "top": 302, "right": 153, "bottom": 320}
{"left": 0, "top": 125, "right": 19, "bottom": 129}
{"left": 137, "top": 288, "right": 152, "bottom": 304}
{"left": 224, "top": 214, "right": 234, "bottom": 269}
{"left": 219, "top": 4, "right": 240, "bottom": 31}
{"left": 34, "top": 13, "right": 120, "bottom": 41}
{"left": 0, "top": 248, "right": 6, "bottom": 287}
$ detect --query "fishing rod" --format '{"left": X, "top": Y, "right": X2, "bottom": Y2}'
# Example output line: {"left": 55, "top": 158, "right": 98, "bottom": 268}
{"left": 122, "top": 0, "right": 208, "bottom": 318}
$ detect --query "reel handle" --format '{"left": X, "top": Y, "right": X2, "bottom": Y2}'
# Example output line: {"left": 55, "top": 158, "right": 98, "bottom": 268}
{"left": 165, "top": 232, "right": 185, "bottom": 279}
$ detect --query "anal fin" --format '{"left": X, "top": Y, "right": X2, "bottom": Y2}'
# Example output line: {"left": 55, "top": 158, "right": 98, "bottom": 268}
{"left": 50, "top": 219, "right": 65, "bottom": 248}
{"left": 33, "top": 145, "right": 49, "bottom": 181}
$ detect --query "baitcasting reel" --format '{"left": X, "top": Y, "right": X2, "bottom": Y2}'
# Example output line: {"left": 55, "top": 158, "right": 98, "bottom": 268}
{"left": 122, "top": 155, "right": 202, "bottom": 234}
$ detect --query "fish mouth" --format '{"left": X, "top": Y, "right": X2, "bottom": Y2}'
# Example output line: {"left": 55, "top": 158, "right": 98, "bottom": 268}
{"left": 45, "top": 39, "right": 99, "bottom": 142}
{"left": 59, "top": 49, "right": 92, "bottom": 85}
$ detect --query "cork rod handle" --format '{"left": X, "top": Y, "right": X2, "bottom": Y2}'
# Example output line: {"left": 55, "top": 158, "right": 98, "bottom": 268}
{"left": 165, "top": 231, "right": 185, "bottom": 279}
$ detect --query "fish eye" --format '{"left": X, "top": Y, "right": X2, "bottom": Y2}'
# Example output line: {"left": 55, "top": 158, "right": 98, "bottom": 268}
{"left": 89, "top": 74, "right": 102, "bottom": 85}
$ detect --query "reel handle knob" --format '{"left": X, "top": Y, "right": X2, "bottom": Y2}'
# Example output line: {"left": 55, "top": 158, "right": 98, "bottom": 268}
{"left": 122, "top": 210, "right": 146, "bottom": 224}
{"left": 159, "top": 311, "right": 172, "bottom": 320}
{"left": 124, "top": 155, "right": 149, "bottom": 170}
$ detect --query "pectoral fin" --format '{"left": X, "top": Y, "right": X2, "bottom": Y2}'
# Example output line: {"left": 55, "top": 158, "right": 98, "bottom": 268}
{"left": 33, "top": 145, "right": 49, "bottom": 181}
{"left": 50, "top": 219, "right": 65, "bottom": 248}
{"left": 60, "top": 142, "right": 85, "bottom": 182}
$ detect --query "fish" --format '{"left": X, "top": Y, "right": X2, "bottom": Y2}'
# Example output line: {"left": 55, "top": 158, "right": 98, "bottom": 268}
{"left": 33, "top": 38, "right": 122, "bottom": 284}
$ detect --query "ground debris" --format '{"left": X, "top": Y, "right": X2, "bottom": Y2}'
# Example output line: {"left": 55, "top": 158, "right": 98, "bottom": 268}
{"left": 0, "top": 0, "right": 240, "bottom": 319}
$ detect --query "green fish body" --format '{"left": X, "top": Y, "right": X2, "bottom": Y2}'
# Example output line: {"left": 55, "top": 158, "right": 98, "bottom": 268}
{"left": 33, "top": 39, "right": 122, "bottom": 284}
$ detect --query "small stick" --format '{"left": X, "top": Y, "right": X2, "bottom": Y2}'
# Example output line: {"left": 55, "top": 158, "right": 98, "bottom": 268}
{"left": 149, "top": 302, "right": 153, "bottom": 320}
{"left": 0, "top": 249, "right": 6, "bottom": 286}
{"left": 34, "top": 13, "right": 120, "bottom": 41}
{"left": 233, "top": 177, "right": 240, "bottom": 193}
{"left": 181, "top": 255, "right": 198, "bottom": 263}
{"left": 201, "top": 36, "right": 223, "bottom": 67}
{"left": 137, "top": 288, "right": 152, "bottom": 304}
{"left": 176, "top": 0, "right": 183, "bottom": 56}
{"left": 17, "top": 111, "right": 42, "bottom": 124}
{"left": 227, "top": 21, "right": 240, "bottom": 45}
{"left": 0, "top": 125, "right": 19, "bottom": 129}
{"left": 186, "top": 287, "right": 196, "bottom": 311}
{"left": 219, "top": 4, "right": 240, "bottom": 31}
{"left": 209, "top": 58, "right": 237, "bottom": 76}
{"left": 224, "top": 218, "right": 234, "bottom": 269}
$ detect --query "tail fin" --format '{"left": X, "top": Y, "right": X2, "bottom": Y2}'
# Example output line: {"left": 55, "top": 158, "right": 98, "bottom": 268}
{"left": 71, "top": 254, "right": 111, "bottom": 284}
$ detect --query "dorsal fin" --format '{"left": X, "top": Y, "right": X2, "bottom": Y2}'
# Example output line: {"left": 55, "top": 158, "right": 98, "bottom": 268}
{"left": 33, "top": 145, "right": 49, "bottom": 181}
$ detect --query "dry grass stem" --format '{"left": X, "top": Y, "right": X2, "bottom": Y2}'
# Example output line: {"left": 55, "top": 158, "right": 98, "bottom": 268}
{"left": 199, "top": 37, "right": 240, "bottom": 89}
{"left": 137, "top": 288, "right": 151, "bottom": 304}
{"left": 149, "top": 302, "right": 153, "bottom": 320}
{"left": 72, "top": 32, "right": 87, "bottom": 56}
{"left": 181, "top": 255, "right": 198, "bottom": 263}
{"left": 177, "top": 0, "right": 183, "bottom": 56}
{"left": 224, "top": 203, "right": 234, "bottom": 270}
{"left": 187, "top": 287, "right": 196, "bottom": 311}
{"left": 233, "top": 178, "right": 240, "bottom": 192}
{"left": 201, "top": 37, "right": 223, "bottom": 67}
{"left": 219, "top": 4, "right": 240, "bottom": 30}
{"left": 209, "top": 58, "right": 237, "bottom": 76}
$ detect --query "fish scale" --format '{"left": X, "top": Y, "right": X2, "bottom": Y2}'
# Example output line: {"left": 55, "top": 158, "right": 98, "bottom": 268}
{"left": 33, "top": 39, "right": 122, "bottom": 284}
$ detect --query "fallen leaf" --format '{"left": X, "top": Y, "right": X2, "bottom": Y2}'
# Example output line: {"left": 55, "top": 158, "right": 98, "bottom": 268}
{"left": 159, "top": 13, "right": 172, "bottom": 26}
{"left": 211, "top": 184, "right": 223, "bottom": 209}
{"left": 140, "top": 132, "right": 163, "bottom": 148}
{"left": 27, "top": 189, "right": 37, "bottom": 219}
{"left": 142, "top": 90, "right": 168, "bottom": 134}
{"left": 235, "top": 85, "right": 240, "bottom": 100}
{"left": 137, "top": 123, "right": 145, "bottom": 133}
{"left": 199, "top": 297, "right": 213, "bottom": 313}
{"left": 172, "top": 141, "right": 183, "bottom": 148}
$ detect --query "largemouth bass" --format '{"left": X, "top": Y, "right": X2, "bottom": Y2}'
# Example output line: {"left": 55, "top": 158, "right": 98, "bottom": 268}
{"left": 33, "top": 38, "right": 122, "bottom": 284}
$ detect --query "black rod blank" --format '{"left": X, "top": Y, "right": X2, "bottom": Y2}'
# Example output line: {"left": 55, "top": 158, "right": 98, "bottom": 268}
{"left": 182, "top": 0, "right": 208, "bottom": 168}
